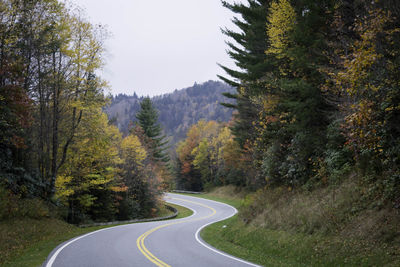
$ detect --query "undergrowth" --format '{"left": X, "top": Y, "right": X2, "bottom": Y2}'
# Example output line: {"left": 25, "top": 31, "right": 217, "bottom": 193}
{"left": 199, "top": 179, "right": 400, "bottom": 266}
{"left": 240, "top": 179, "right": 400, "bottom": 244}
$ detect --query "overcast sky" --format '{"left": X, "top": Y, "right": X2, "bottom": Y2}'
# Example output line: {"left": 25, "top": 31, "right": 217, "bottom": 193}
{"left": 73, "top": 0, "right": 242, "bottom": 97}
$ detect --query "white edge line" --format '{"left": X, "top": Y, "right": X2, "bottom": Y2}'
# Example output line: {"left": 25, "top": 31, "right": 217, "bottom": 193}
{"left": 185, "top": 206, "right": 197, "bottom": 218}
{"left": 45, "top": 222, "right": 141, "bottom": 267}
{"left": 45, "top": 227, "right": 110, "bottom": 267}
{"left": 194, "top": 207, "right": 261, "bottom": 267}
{"left": 47, "top": 194, "right": 259, "bottom": 267}
{"left": 46, "top": 197, "right": 195, "bottom": 267}
{"left": 168, "top": 194, "right": 261, "bottom": 267}
{"left": 164, "top": 196, "right": 197, "bottom": 219}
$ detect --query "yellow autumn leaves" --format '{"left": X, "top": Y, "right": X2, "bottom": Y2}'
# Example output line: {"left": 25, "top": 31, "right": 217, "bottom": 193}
{"left": 266, "top": 0, "right": 296, "bottom": 58}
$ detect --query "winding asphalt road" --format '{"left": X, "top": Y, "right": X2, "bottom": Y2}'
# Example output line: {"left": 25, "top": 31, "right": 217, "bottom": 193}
{"left": 43, "top": 193, "right": 260, "bottom": 267}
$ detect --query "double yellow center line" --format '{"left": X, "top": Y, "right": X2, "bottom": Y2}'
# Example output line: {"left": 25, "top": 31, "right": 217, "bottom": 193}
{"left": 136, "top": 197, "right": 216, "bottom": 267}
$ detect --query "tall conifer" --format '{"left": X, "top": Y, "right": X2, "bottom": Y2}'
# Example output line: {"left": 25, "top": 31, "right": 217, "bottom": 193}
{"left": 219, "top": 0, "right": 271, "bottom": 147}
{"left": 136, "top": 97, "right": 170, "bottom": 162}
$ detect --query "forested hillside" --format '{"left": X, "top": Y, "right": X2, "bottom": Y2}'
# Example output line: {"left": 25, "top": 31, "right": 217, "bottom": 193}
{"left": 2, "top": 0, "right": 400, "bottom": 265}
{"left": 173, "top": 0, "right": 400, "bottom": 203}
{"left": 106, "top": 81, "right": 234, "bottom": 146}
{"left": 0, "top": 0, "right": 170, "bottom": 226}
{"left": 175, "top": 0, "right": 400, "bottom": 264}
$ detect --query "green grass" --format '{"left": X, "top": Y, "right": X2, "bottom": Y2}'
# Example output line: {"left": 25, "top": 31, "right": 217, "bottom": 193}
{"left": 0, "top": 218, "right": 107, "bottom": 267}
{"left": 174, "top": 186, "right": 244, "bottom": 209}
{"left": 157, "top": 204, "right": 177, "bottom": 217}
{"left": 168, "top": 203, "right": 193, "bottom": 219}
{"left": 179, "top": 193, "right": 242, "bottom": 209}
{"left": 178, "top": 187, "right": 400, "bottom": 267}
{"left": 0, "top": 202, "right": 193, "bottom": 267}
{"left": 202, "top": 216, "right": 399, "bottom": 266}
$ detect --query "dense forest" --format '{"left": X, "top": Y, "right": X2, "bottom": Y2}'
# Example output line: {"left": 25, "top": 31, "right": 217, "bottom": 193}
{"left": 1, "top": 0, "right": 400, "bottom": 264}
{"left": 174, "top": 0, "right": 400, "bottom": 255}
{"left": 176, "top": 0, "right": 400, "bottom": 204}
{"left": 0, "top": 0, "right": 170, "bottom": 224}
{"left": 1, "top": 0, "right": 399, "bottom": 220}
{"left": 106, "top": 80, "right": 235, "bottom": 146}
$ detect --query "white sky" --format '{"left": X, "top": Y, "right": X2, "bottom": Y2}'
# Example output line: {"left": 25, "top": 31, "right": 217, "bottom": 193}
{"left": 73, "top": 0, "right": 242, "bottom": 96}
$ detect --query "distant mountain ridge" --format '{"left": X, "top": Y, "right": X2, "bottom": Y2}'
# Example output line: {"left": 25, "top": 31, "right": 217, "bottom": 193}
{"left": 106, "top": 80, "right": 235, "bottom": 146}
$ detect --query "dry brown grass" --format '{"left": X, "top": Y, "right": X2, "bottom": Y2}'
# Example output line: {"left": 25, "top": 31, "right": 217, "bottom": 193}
{"left": 202, "top": 183, "right": 400, "bottom": 266}
{"left": 206, "top": 185, "right": 248, "bottom": 200}
{"left": 239, "top": 178, "right": 400, "bottom": 246}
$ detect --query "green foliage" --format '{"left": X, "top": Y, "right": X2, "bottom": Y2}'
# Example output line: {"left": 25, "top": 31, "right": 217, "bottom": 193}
{"left": 106, "top": 81, "right": 234, "bottom": 147}
{"left": 137, "top": 98, "right": 161, "bottom": 139}
{"left": 0, "top": 217, "right": 110, "bottom": 266}
{"left": 199, "top": 186, "right": 400, "bottom": 266}
{"left": 136, "top": 97, "right": 170, "bottom": 162}
{"left": 202, "top": 215, "right": 400, "bottom": 267}
{"left": 176, "top": 121, "right": 249, "bottom": 191}
{"left": 0, "top": 0, "right": 110, "bottom": 200}
{"left": 0, "top": 185, "right": 49, "bottom": 221}
{"left": 320, "top": 120, "right": 354, "bottom": 185}
{"left": 219, "top": 0, "right": 271, "bottom": 147}
{"left": 216, "top": 0, "right": 400, "bottom": 205}
{"left": 200, "top": 1, "right": 400, "bottom": 225}
{"left": 121, "top": 135, "right": 147, "bottom": 166}
{"left": 55, "top": 110, "right": 122, "bottom": 223}
{"left": 330, "top": 5, "right": 400, "bottom": 203}
{"left": 118, "top": 131, "right": 160, "bottom": 220}
{"left": 266, "top": 0, "right": 296, "bottom": 57}
{"left": 0, "top": 0, "right": 165, "bottom": 225}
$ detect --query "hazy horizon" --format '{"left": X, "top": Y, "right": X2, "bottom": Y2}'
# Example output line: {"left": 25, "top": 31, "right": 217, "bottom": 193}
{"left": 73, "top": 0, "right": 243, "bottom": 97}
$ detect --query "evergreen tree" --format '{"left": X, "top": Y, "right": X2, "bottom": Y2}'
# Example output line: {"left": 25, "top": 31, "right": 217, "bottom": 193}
{"left": 257, "top": 0, "right": 336, "bottom": 186}
{"left": 136, "top": 97, "right": 170, "bottom": 162}
{"left": 219, "top": 0, "right": 272, "bottom": 147}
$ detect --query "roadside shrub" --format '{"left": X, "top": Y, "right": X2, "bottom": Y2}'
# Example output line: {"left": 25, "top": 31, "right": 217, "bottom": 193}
{"left": 0, "top": 184, "right": 49, "bottom": 220}
{"left": 17, "top": 198, "right": 49, "bottom": 219}
{"left": 0, "top": 185, "right": 9, "bottom": 220}
{"left": 225, "top": 168, "right": 246, "bottom": 187}
{"left": 240, "top": 179, "right": 363, "bottom": 234}
{"left": 261, "top": 142, "right": 286, "bottom": 185}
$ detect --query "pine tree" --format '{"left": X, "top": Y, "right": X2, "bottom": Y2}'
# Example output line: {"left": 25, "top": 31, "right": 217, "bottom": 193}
{"left": 219, "top": 0, "right": 272, "bottom": 147}
{"left": 136, "top": 97, "right": 170, "bottom": 162}
{"left": 260, "top": 0, "right": 335, "bottom": 185}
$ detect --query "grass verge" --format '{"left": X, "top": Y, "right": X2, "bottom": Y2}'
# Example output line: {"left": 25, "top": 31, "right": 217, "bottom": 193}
{"left": 174, "top": 186, "right": 245, "bottom": 209}
{"left": 179, "top": 186, "right": 400, "bottom": 267}
{"left": 168, "top": 203, "right": 193, "bottom": 219}
{"left": 202, "top": 215, "right": 399, "bottom": 266}
{"left": 0, "top": 218, "right": 107, "bottom": 267}
{"left": 0, "top": 202, "right": 192, "bottom": 267}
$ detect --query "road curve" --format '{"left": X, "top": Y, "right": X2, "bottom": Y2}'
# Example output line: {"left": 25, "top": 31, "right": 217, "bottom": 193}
{"left": 43, "top": 193, "right": 260, "bottom": 267}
